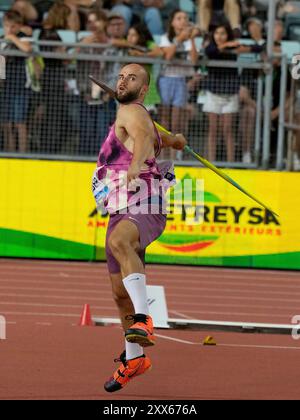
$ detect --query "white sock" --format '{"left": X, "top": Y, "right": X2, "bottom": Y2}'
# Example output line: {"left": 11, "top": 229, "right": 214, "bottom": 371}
{"left": 123, "top": 273, "right": 149, "bottom": 315}
{"left": 125, "top": 340, "right": 143, "bottom": 361}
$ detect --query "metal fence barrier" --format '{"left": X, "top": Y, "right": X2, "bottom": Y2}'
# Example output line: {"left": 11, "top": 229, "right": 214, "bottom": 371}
{"left": 278, "top": 57, "right": 300, "bottom": 172}
{"left": 0, "top": 41, "right": 272, "bottom": 169}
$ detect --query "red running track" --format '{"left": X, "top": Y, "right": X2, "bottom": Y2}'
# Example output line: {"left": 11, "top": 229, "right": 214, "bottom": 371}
{"left": 0, "top": 258, "right": 300, "bottom": 400}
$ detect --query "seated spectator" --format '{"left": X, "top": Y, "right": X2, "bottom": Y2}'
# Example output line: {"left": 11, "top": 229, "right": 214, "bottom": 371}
{"left": 126, "top": 23, "right": 162, "bottom": 109}
{"left": 0, "top": 10, "right": 32, "bottom": 153}
{"left": 159, "top": 9, "right": 198, "bottom": 160}
{"left": 197, "top": 0, "right": 241, "bottom": 37}
{"left": 110, "top": 0, "right": 164, "bottom": 36}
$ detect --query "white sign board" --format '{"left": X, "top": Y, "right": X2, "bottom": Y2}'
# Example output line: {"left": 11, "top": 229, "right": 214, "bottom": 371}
{"left": 147, "top": 285, "right": 169, "bottom": 329}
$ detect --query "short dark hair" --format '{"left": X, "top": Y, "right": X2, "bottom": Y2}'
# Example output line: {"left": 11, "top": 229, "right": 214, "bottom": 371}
{"left": 4, "top": 10, "right": 24, "bottom": 25}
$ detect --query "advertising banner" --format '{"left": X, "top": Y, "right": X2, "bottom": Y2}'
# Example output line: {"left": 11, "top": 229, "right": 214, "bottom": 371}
{"left": 0, "top": 159, "right": 299, "bottom": 269}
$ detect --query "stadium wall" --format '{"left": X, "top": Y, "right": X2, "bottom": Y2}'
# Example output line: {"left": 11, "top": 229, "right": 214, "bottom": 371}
{"left": 0, "top": 159, "right": 299, "bottom": 270}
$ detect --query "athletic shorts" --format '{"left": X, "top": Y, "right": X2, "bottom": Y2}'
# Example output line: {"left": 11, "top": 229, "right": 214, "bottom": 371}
{"left": 106, "top": 211, "right": 167, "bottom": 274}
{"left": 158, "top": 76, "right": 188, "bottom": 107}
{"left": 203, "top": 92, "right": 239, "bottom": 115}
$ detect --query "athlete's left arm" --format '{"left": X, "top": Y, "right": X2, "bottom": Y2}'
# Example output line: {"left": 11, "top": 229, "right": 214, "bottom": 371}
{"left": 120, "top": 105, "right": 156, "bottom": 182}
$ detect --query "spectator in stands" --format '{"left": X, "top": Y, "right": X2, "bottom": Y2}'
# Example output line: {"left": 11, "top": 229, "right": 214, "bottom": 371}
{"left": 101, "top": 12, "right": 128, "bottom": 86}
{"left": 126, "top": 23, "right": 162, "bottom": 110}
{"left": 77, "top": 9, "right": 110, "bottom": 155}
{"left": 110, "top": 0, "right": 164, "bottom": 36}
{"left": 293, "top": 84, "right": 300, "bottom": 171}
{"left": 85, "top": 8, "right": 108, "bottom": 35}
{"left": 38, "top": 2, "right": 71, "bottom": 153}
{"left": 62, "top": 0, "right": 86, "bottom": 31}
{"left": 270, "top": 20, "right": 291, "bottom": 166}
{"left": 242, "top": 1, "right": 299, "bottom": 22}
{"left": 203, "top": 24, "right": 249, "bottom": 162}
{"left": 246, "top": 17, "right": 265, "bottom": 45}
{"left": 239, "top": 17, "right": 265, "bottom": 164}
{"left": 0, "top": 10, "right": 32, "bottom": 153}
{"left": 197, "top": 0, "right": 241, "bottom": 37}
{"left": 159, "top": 9, "right": 198, "bottom": 159}
{"left": 11, "top": 0, "right": 39, "bottom": 33}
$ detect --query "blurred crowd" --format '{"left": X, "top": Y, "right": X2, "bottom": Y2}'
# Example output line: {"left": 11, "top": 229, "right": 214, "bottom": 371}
{"left": 0, "top": 0, "right": 300, "bottom": 168}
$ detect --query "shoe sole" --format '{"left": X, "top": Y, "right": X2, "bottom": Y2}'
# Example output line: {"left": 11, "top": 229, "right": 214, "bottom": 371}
{"left": 104, "top": 365, "right": 152, "bottom": 393}
{"left": 126, "top": 333, "right": 155, "bottom": 347}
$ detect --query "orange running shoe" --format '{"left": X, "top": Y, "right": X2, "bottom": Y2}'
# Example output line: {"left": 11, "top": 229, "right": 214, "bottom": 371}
{"left": 104, "top": 351, "right": 152, "bottom": 393}
{"left": 125, "top": 314, "right": 155, "bottom": 347}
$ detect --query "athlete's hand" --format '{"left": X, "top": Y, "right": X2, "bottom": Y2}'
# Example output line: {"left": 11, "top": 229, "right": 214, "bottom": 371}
{"left": 172, "top": 134, "right": 187, "bottom": 150}
{"left": 127, "top": 163, "right": 141, "bottom": 188}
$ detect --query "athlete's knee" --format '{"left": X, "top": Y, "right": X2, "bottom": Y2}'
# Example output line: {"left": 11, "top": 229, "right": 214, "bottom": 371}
{"left": 108, "top": 234, "right": 138, "bottom": 258}
{"left": 109, "top": 235, "right": 127, "bottom": 256}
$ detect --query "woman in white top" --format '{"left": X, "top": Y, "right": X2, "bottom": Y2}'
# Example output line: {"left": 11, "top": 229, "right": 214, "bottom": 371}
{"left": 159, "top": 9, "right": 198, "bottom": 159}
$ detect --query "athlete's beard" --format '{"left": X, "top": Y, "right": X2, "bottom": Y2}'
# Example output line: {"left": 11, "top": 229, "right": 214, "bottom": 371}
{"left": 116, "top": 88, "right": 141, "bottom": 104}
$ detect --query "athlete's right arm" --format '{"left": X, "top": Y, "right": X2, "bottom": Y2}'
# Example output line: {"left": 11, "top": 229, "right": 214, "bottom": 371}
{"left": 160, "top": 132, "right": 187, "bottom": 150}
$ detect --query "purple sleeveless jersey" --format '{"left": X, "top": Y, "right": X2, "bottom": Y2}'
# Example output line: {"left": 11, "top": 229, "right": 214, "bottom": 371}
{"left": 93, "top": 103, "right": 174, "bottom": 215}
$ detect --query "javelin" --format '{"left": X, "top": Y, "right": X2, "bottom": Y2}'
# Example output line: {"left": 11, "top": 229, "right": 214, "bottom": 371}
{"left": 89, "top": 75, "right": 279, "bottom": 217}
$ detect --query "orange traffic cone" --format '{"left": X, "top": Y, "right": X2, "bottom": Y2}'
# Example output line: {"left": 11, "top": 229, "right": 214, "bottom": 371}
{"left": 79, "top": 304, "right": 94, "bottom": 326}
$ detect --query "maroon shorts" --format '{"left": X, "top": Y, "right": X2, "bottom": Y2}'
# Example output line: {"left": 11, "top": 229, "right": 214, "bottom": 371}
{"left": 106, "top": 212, "right": 167, "bottom": 274}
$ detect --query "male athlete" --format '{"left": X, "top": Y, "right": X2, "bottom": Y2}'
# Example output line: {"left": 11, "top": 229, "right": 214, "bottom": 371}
{"left": 93, "top": 63, "right": 187, "bottom": 392}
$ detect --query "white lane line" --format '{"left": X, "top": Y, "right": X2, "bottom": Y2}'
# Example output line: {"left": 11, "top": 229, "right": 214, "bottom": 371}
{"left": 3, "top": 268, "right": 299, "bottom": 289}
{"left": 156, "top": 334, "right": 195, "bottom": 345}
{"left": 165, "top": 286, "right": 300, "bottom": 297}
{"left": 1, "top": 311, "right": 81, "bottom": 318}
{"left": 0, "top": 301, "right": 117, "bottom": 311}
{"left": 0, "top": 283, "right": 298, "bottom": 306}
{"left": 155, "top": 334, "right": 300, "bottom": 351}
{"left": 1, "top": 278, "right": 299, "bottom": 298}
{"left": 219, "top": 343, "right": 300, "bottom": 351}
{"left": 0, "top": 285, "right": 108, "bottom": 295}
{"left": 168, "top": 309, "right": 294, "bottom": 319}
{"left": 169, "top": 310, "right": 192, "bottom": 319}
{"left": 168, "top": 301, "right": 300, "bottom": 312}
{"left": 148, "top": 265, "right": 300, "bottom": 277}
{"left": 35, "top": 322, "right": 52, "bottom": 326}
{"left": 0, "top": 276, "right": 104, "bottom": 288}
{"left": 0, "top": 292, "right": 112, "bottom": 302}
{"left": 1, "top": 266, "right": 299, "bottom": 286}
{"left": 148, "top": 276, "right": 300, "bottom": 288}
{"left": 167, "top": 293, "right": 300, "bottom": 304}
{"left": 1, "top": 262, "right": 300, "bottom": 279}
